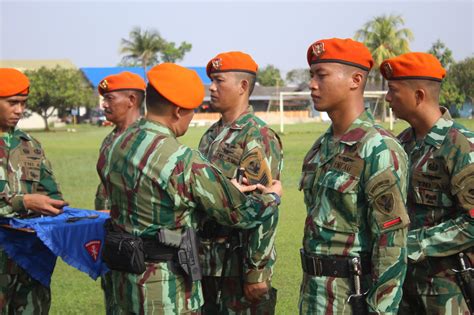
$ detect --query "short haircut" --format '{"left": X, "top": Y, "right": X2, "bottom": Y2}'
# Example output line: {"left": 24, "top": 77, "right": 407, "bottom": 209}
{"left": 409, "top": 79, "right": 441, "bottom": 101}
{"left": 342, "top": 64, "right": 369, "bottom": 93}
{"left": 233, "top": 72, "right": 257, "bottom": 96}
{"left": 131, "top": 90, "right": 145, "bottom": 108}
{"left": 145, "top": 84, "right": 174, "bottom": 114}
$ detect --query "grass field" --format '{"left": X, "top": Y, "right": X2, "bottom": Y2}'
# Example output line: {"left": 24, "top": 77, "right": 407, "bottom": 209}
{"left": 26, "top": 117, "right": 473, "bottom": 314}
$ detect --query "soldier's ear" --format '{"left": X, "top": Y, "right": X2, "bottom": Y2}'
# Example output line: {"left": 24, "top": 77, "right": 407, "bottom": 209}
{"left": 240, "top": 79, "right": 249, "bottom": 95}
{"left": 415, "top": 89, "right": 425, "bottom": 106}
{"left": 350, "top": 71, "right": 364, "bottom": 90}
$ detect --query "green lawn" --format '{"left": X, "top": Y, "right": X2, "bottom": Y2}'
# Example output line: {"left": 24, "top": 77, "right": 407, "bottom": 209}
{"left": 26, "top": 117, "right": 473, "bottom": 314}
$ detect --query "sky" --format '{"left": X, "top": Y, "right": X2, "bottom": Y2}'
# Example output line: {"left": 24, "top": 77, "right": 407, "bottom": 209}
{"left": 0, "top": 0, "right": 473, "bottom": 74}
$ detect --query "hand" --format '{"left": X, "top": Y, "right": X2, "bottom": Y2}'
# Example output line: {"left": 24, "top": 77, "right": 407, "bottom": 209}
{"left": 230, "top": 178, "right": 258, "bottom": 194}
{"left": 23, "top": 194, "right": 67, "bottom": 216}
{"left": 244, "top": 281, "right": 268, "bottom": 302}
{"left": 256, "top": 180, "right": 282, "bottom": 197}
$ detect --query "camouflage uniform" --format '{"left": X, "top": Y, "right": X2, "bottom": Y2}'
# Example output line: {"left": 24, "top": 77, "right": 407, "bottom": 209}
{"left": 99, "top": 118, "right": 279, "bottom": 314}
{"left": 95, "top": 127, "right": 125, "bottom": 315}
{"left": 397, "top": 108, "right": 474, "bottom": 315}
{"left": 198, "top": 108, "right": 283, "bottom": 314}
{"left": 298, "top": 111, "right": 410, "bottom": 314}
{"left": 0, "top": 128, "right": 63, "bottom": 314}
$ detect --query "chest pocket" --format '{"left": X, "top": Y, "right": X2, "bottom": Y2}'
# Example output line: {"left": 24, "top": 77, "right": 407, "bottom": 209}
{"left": 19, "top": 155, "right": 41, "bottom": 182}
{"left": 299, "top": 163, "right": 318, "bottom": 210}
{"left": 313, "top": 169, "right": 361, "bottom": 233}
{"left": 212, "top": 143, "right": 243, "bottom": 179}
{"left": 411, "top": 159, "right": 452, "bottom": 208}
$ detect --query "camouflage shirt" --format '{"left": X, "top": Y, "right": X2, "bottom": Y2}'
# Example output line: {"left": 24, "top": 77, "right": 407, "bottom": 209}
{"left": 0, "top": 128, "right": 63, "bottom": 272}
{"left": 299, "top": 111, "right": 409, "bottom": 314}
{"left": 95, "top": 127, "right": 121, "bottom": 210}
{"left": 198, "top": 108, "right": 283, "bottom": 283}
{"left": 398, "top": 107, "right": 474, "bottom": 294}
{"left": 99, "top": 118, "right": 279, "bottom": 313}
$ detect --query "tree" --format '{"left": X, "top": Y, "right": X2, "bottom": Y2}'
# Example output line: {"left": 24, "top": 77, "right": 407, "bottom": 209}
{"left": 450, "top": 57, "right": 474, "bottom": 103}
{"left": 257, "top": 65, "right": 284, "bottom": 87}
{"left": 428, "top": 39, "right": 455, "bottom": 69}
{"left": 25, "top": 67, "right": 96, "bottom": 131}
{"left": 286, "top": 68, "right": 310, "bottom": 88}
{"left": 427, "top": 40, "right": 464, "bottom": 108}
{"left": 355, "top": 14, "right": 414, "bottom": 90}
{"left": 119, "top": 27, "right": 192, "bottom": 71}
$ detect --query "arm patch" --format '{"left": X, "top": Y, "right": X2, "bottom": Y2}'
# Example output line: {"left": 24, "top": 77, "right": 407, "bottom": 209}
{"left": 451, "top": 164, "right": 474, "bottom": 211}
{"left": 240, "top": 148, "right": 272, "bottom": 187}
{"left": 366, "top": 168, "right": 410, "bottom": 232}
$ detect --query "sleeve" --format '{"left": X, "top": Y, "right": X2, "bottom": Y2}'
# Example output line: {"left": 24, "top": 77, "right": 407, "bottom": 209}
{"left": 244, "top": 129, "right": 283, "bottom": 283}
{"left": 0, "top": 145, "right": 63, "bottom": 216}
{"left": 94, "top": 183, "right": 108, "bottom": 210}
{"left": 407, "top": 162, "right": 474, "bottom": 262}
{"left": 180, "top": 152, "right": 279, "bottom": 229}
{"left": 364, "top": 142, "right": 410, "bottom": 314}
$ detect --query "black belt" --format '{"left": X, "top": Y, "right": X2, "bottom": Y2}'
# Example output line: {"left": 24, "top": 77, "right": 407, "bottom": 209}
{"left": 300, "top": 249, "right": 371, "bottom": 278}
{"left": 141, "top": 238, "right": 177, "bottom": 262}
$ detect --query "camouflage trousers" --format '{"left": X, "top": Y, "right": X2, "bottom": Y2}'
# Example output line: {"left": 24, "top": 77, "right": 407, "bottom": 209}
{"left": 298, "top": 273, "right": 372, "bottom": 315}
{"left": 399, "top": 263, "right": 470, "bottom": 315}
{"left": 201, "top": 276, "right": 277, "bottom": 315}
{"left": 0, "top": 256, "right": 50, "bottom": 315}
{"left": 107, "top": 262, "right": 203, "bottom": 315}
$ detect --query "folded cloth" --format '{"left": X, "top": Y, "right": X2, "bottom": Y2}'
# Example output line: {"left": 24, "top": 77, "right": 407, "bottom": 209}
{"left": 0, "top": 207, "right": 110, "bottom": 287}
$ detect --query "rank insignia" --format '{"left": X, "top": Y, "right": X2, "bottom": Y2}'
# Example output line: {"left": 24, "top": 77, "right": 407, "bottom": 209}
{"left": 312, "top": 42, "right": 325, "bottom": 58}
{"left": 211, "top": 58, "right": 222, "bottom": 71}
{"left": 99, "top": 79, "right": 108, "bottom": 91}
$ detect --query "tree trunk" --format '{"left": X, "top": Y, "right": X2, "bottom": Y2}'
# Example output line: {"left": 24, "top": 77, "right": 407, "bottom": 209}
{"left": 381, "top": 77, "right": 387, "bottom": 122}
{"left": 42, "top": 113, "right": 50, "bottom": 131}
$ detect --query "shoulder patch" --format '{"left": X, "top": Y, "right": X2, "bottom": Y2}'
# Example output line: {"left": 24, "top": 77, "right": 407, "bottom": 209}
{"left": 451, "top": 163, "right": 474, "bottom": 210}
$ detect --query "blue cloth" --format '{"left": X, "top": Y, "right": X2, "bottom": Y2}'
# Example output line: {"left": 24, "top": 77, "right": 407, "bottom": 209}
{"left": 0, "top": 207, "right": 110, "bottom": 287}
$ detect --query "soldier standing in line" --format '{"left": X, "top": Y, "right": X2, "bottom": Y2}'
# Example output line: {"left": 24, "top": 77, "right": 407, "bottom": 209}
{"left": 0, "top": 68, "right": 66, "bottom": 313}
{"left": 199, "top": 51, "right": 283, "bottom": 314}
{"left": 298, "top": 38, "right": 410, "bottom": 314}
{"left": 99, "top": 63, "right": 282, "bottom": 314}
{"left": 380, "top": 52, "right": 474, "bottom": 315}
{"left": 94, "top": 71, "right": 146, "bottom": 314}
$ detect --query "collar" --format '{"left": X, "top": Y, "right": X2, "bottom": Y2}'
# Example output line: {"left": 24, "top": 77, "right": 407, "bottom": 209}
{"left": 141, "top": 118, "right": 175, "bottom": 137}
{"left": 422, "top": 107, "right": 453, "bottom": 149}
{"left": 215, "top": 107, "right": 254, "bottom": 131}
{"left": 336, "top": 110, "right": 373, "bottom": 146}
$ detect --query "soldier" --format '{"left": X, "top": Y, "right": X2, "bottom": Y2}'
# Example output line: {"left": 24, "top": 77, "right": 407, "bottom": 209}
{"left": 380, "top": 52, "right": 474, "bottom": 314}
{"left": 0, "top": 68, "right": 66, "bottom": 313}
{"left": 298, "top": 38, "right": 410, "bottom": 314}
{"left": 94, "top": 71, "right": 146, "bottom": 314}
{"left": 95, "top": 71, "right": 146, "bottom": 210}
{"left": 99, "top": 63, "right": 282, "bottom": 314}
{"left": 199, "top": 51, "right": 282, "bottom": 314}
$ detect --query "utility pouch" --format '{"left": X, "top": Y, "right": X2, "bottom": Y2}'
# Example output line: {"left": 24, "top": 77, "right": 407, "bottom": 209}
{"left": 102, "top": 219, "right": 146, "bottom": 274}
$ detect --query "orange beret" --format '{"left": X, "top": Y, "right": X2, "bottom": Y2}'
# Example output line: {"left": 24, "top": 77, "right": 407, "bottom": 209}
{"left": 147, "top": 63, "right": 205, "bottom": 109}
{"left": 0, "top": 68, "right": 30, "bottom": 97}
{"left": 206, "top": 51, "right": 258, "bottom": 77}
{"left": 380, "top": 52, "right": 446, "bottom": 82}
{"left": 307, "top": 38, "right": 374, "bottom": 71}
{"left": 98, "top": 71, "right": 146, "bottom": 95}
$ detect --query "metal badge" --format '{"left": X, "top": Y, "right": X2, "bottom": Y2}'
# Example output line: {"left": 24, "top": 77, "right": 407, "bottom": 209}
{"left": 212, "top": 58, "right": 222, "bottom": 71}
{"left": 312, "top": 42, "right": 325, "bottom": 59}
{"left": 99, "top": 79, "right": 109, "bottom": 91}
{"left": 382, "top": 63, "right": 393, "bottom": 79}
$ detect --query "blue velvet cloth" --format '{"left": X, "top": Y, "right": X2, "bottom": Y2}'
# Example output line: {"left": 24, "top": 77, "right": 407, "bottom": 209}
{"left": 0, "top": 207, "right": 110, "bottom": 287}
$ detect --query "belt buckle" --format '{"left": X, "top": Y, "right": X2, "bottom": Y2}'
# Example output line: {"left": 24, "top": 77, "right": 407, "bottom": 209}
{"left": 312, "top": 256, "right": 323, "bottom": 276}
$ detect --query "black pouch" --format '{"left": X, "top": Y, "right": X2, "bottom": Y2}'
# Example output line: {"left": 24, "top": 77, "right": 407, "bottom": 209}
{"left": 102, "top": 219, "right": 146, "bottom": 274}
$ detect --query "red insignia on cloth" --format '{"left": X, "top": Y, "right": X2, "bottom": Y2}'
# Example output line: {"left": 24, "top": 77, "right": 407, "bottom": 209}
{"left": 469, "top": 209, "right": 474, "bottom": 218}
{"left": 382, "top": 217, "right": 401, "bottom": 229}
{"left": 84, "top": 240, "right": 101, "bottom": 262}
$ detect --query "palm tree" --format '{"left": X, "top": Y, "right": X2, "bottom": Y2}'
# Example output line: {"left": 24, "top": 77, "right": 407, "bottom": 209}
{"left": 355, "top": 14, "right": 414, "bottom": 90}
{"left": 120, "top": 27, "right": 164, "bottom": 74}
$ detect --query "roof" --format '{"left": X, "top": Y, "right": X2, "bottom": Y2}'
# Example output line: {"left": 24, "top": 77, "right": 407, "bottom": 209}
{"left": 0, "top": 59, "right": 76, "bottom": 70}
{"left": 80, "top": 66, "right": 210, "bottom": 89}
